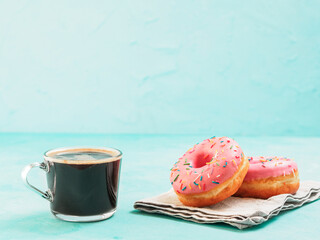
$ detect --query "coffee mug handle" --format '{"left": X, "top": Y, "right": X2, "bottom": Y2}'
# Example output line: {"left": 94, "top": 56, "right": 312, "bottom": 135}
{"left": 21, "top": 162, "right": 53, "bottom": 202}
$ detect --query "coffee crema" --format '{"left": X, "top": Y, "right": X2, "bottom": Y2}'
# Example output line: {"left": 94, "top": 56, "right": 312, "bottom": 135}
{"left": 45, "top": 147, "right": 122, "bottom": 164}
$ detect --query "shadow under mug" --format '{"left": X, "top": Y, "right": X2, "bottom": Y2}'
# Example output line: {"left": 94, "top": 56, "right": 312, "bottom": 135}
{"left": 21, "top": 146, "right": 122, "bottom": 222}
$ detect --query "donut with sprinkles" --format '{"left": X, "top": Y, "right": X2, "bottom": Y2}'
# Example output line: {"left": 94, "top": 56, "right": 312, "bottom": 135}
{"left": 170, "top": 137, "right": 249, "bottom": 207}
{"left": 234, "top": 156, "right": 299, "bottom": 198}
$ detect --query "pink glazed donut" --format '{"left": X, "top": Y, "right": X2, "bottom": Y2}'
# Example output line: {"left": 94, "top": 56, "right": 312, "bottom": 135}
{"left": 170, "top": 137, "right": 249, "bottom": 207}
{"left": 235, "top": 156, "right": 300, "bottom": 199}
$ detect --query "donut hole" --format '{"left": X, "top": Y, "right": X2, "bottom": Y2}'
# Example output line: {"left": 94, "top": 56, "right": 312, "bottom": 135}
{"left": 191, "top": 152, "right": 212, "bottom": 168}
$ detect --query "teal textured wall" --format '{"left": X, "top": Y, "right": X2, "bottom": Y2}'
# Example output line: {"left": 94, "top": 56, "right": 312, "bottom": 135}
{"left": 0, "top": 1, "right": 319, "bottom": 136}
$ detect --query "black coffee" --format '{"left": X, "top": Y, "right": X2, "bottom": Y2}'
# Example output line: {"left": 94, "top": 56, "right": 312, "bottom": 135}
{"left": 46, "top": 150, "right": 121, "bottom": 216}
{"left": 53, "top": 151, "right": 114, "bottom": 161}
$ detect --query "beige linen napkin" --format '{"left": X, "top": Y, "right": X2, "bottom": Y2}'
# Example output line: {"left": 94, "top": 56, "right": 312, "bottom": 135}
{"left": 134, "top": 181, "right": 320, "bottom": 229}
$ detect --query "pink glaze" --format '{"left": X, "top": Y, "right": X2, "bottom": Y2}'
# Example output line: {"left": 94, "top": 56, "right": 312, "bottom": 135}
{"left": 170, "top": 137, "right": 244, "bottom": 194}
{"left": 244, "top": 156, "right": 298, "bottom": 181}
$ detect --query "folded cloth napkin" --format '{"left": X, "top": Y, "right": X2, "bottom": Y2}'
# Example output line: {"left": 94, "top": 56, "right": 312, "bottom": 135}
{"left": 134, "top": 181, "right": 320, "bottom": 229}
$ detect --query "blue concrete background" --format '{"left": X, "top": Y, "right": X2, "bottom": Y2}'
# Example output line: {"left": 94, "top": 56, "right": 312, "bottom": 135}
{"left": 0, "top": 0, "right": 319, "bottom": 136}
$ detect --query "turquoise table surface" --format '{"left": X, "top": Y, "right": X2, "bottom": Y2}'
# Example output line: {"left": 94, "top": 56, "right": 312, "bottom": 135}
{"left": 1, "top": 133, "right": 320, "bottom": 239}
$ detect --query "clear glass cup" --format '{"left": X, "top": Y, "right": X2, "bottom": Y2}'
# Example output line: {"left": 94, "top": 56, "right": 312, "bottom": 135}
{"left": 21, "top": 146, "right": 122, "bottom": 222}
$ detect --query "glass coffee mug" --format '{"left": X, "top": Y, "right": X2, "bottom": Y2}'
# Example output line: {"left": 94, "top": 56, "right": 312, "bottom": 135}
{"left": 21, "top": 147, "right": 122, "bottom": 222}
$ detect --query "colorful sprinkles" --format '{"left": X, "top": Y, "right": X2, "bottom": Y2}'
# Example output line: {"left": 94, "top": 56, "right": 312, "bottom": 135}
{"left": 232, "top": 159, "right": 237, "bottom": 166}
{"left": 174, "top": 174, "right": 179, "bottom": 182}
